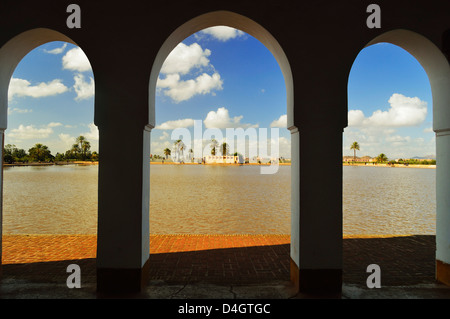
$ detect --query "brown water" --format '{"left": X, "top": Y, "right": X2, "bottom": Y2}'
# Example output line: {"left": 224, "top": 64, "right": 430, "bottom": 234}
{"left": 2, "top": 165, "right": 98, "bottom": 234}
{"left": 1, "top": 164, "right": 436, "bottom": 235}
{"left": 343, "top": 165, "right": 436, "bottom": 235}
{"left": 149, "top": 165, "right": 290, "bottom": 234}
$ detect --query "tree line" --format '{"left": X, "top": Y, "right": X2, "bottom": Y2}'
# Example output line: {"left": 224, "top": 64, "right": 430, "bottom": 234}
{"left": 349, "top": 141, "right": 436, "bottom": 165}
{"left": 160, "top": 139, "right": 239, "bottom": 160}
{"left": 3, "top": 136, "right": 98, "bottom": 164}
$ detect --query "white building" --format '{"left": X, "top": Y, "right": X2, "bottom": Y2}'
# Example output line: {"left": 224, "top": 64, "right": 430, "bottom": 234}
{"left": 203, "top": 155, "right": 244, "bottom": 164}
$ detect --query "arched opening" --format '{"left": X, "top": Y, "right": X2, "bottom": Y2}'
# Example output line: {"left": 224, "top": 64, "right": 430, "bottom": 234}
{"left": 147, "top": 11, "right": 296, "bottom": 292}
{"left": 344, "top": 29, "right": 450, "bottom": 287}
{"left": 0, "top": 29, "right": 97, "bottom": 284}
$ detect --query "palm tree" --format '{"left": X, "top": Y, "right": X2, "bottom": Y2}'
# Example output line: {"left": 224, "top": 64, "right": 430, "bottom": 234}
{"left": 179, "top": 141, "right": 185, "bottom": 157}
{"left": 163, "top": 148, "right": 171, "bottom": 159}
{"left": 221, "top": 142, "right": 229, "bottom": 156}
{"left": 71, "top": 144, "right": 81, "bottom": 157}
{"left": 210, "top": 139, "right": 218, "bottom": 155}
{"left": 376, "top": 153, "right": 388, "bottom": 163}
{"left": 81, "top": 140, "right": 91, "bottom": 160}
{"left": 75, "top": 135, "right": 91, "bottom": 160}
{"left": 350, "top": 141, "right": 360, "bottom": 162}
{"left": 28, "top": 143, "right": 51, "bottom": 162}
{"left": 173, "top": 139, "right": 185, "bottom": 162}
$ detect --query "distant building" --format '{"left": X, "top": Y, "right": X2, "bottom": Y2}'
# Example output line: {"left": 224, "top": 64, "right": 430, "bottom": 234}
{"left": 204, "top": 155, "right": 244, "bottom": 164}
{"left": 343, "top": 156, "right": 375, "bottom": 162}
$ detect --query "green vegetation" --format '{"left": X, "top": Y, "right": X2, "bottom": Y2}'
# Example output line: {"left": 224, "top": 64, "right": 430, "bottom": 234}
{"left": 221, "top": 142, "right": 229, "bottom": 156}
{"left": 28, "top": 143, "right": 52, "bottom": 162}
{"left": 163, "top": 148, "right": 171, "bottom": 159}
{"left": 210, "top": 138, "right": 218, "bottom": 155}
{"left": 3, "top": 136, "right": 98, "bottom": 164}
{"left": 3, "top": 144, "right": 28, "bottom": 164}
{"left": 393, "top": 158, "right": 436, "bottom": 165}
{"left": 350, "top": 141, "right": 360, "bottom": 162}
{"left": 376, "top": 153, "right": 388, "bottom": 163}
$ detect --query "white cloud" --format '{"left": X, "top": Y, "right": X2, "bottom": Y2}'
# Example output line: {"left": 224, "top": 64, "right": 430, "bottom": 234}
{"left": 347, "top": 110, "right": 365, "bottom": 126}
{"left": 82, "top": 123, "right": 99, "bottom": 141}
{"left": 157, "top": 42, "right": 224, "bottom": 103}
{"left": 159, "top": 131, "right": 169, "bottom": 140}
{"left": 62, "top": 47, "right": 92, "bottom": 72}
{"left": 43, "top": 43, "right": 67, "bottom": 55}
{"left": 200, "top": 26, "right": 245, "bottom": 41}
{"left": 73, "top": 73, "right": 95, "bottom": 101}
{"left": 278, "top": 136, "right": 291, "bottom": 158}
{"left": 385, "top": 135, "right": 411, "bottom": 144}
{"left": 157, "top": 72, "right": 223, "bottom": 103}
{"left": 48, "top": 122, "right": 63, "bottom": 128}
{"left": 57, "top": 133, "right": 76, "bottom": 151}
{"left": 161, "top": 42, "right": 211, "bottom": 75}
{"left": 8, "top": 107, "right": 32, "bottom": 115}
{"left": 155, "top": 118, "right": 195, "bottom": 130}
{"left": 423, "top": 127, "right": 433, "bottom": 133}
{"left": 8, "top": 78, "right": 69, "bottom": 100}
{"left": 150, "top": 139, "right": 173, "bottom": 156}
{"left": 343, "top": 126, "right": 435, "bottom": 159}
{"left": 348, "top": 93, "right": 427, "bottom": 127}
{"left": 7, "top": 123, "right": 55, "bottom": 140}
{"left": 204, "top": 107, "right": 257, "bottom": 129}
{"left": 270, "top": 114, "right": 287, "bottom": 128}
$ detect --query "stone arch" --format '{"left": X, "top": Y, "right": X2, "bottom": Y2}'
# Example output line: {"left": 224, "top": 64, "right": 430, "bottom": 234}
{"left": 0, "top": 28, "right": 95, "bottom": 269}
{"left": 365, "top": 29, "right": 450, "bottom": 132}
{"left": 147, "top": 10, "right": 298, "bottom": 284}
{"left": 148, "top": 10, "right": 294, "bottom": 130}
{"left": 356, "top": 29, "right": 450, "bottom": 285}
{"left": 0, "top": 28, "right": 80, "bottom": 130}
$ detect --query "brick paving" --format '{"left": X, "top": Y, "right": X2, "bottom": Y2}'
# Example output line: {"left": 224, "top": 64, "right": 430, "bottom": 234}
{"left": 149, "top": 234, "right": 291, "bottom": 284}
{"left": 342, "top": 234, "right": 436, "bottom": 286}
{"left": 0, "top": 234, "right": 438, "bottom": 287}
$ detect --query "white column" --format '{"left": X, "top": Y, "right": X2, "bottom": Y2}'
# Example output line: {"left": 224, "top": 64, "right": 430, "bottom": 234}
{"left": 293, "top": 125, "right": 343, "bottom": 294}
{"left": 141, "top": 126, "right": 151, "bottom": 266}
{"left": 290, "top": 127, "right": 300, "bottom": 284}
{"left": 96, "top": 122, "right": 150, "bottom": 293}
{"left": 0, "top": 129, "right": 3, "bottom": 264}
{"left": 436, "top": 129, "right": 450, "bottom": 285}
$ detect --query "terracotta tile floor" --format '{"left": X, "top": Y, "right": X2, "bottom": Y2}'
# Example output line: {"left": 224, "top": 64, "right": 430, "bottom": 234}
{"left": 1, "top": 234, "right": 438, "bottom": 286}
{"left": 1, "top": 234, "right": 292, "bottom": 285}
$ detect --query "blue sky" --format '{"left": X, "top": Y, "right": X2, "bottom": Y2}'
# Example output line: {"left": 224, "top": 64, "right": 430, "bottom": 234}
{"left": 5, "top": 27, "right": 435, "bottom": 159}
{"left": 6, "top": 42, "right": 96, "bottom": 154}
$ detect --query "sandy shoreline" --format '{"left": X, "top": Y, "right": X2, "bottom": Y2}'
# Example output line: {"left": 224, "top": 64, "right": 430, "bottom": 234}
{"left": 150, "top": 162, "right": 291, "bottom": 166}
{"left": 343, "top": 163, "right": 436, "bottom": 169}
{"left": 151, "top": 162, "right": 435, "bottom": 169}
{"left": 3, "top": 161, "right": 434, "bottom": 169}
{"left": 4, "top": 161, "right": 99, "bottom": 167}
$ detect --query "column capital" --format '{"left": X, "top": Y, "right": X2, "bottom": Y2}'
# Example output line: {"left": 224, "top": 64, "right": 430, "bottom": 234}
{"left": 288, "top": 125, "right": 298, "bottom": 134}
{"left": 435, "top": 128, "right": 450, "bottom": 137}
